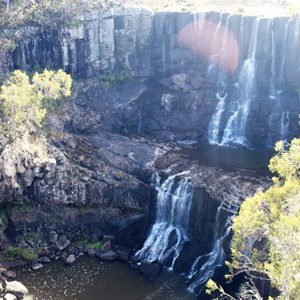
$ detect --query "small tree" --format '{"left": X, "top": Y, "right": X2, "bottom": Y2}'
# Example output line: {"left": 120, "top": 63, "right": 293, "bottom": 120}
{"left": 0, "top": 69, "right": 71, "bottom": 140}
{"left": 229, "top": 139, "right": 300, "bottom": 300}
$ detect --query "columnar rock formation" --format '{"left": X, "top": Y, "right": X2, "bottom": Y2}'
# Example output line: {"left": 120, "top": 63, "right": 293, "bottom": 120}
{"left": 1, "top": 8, "right": 300, "bottom": 147}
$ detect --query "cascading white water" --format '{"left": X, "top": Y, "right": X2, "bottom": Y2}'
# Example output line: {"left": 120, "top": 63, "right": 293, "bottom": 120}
{"left": 162, "top": 38, "right": 167, "bottom": 76}
{"left": 135, "top": 172, "right": 194, "bottom": 268}
{"left": 267, "top": 18, "right": 292, "bottom": 146}
{"left": 207, "top": 91, "right": 227, "bottom": 144}
{"left": 280, "top": 110, "right": 290, "bottom": 141}
{"left": 187, "top": 201, "right": 237, "bottom": 294}
{"left": 220, "top": 18, "right": 261, "bottom": 147}
{"left": 278, "top": 19, "right": 292, "bottom": 88}
{"left": 267, "top": 19, "right": 292, "bottom": 147}
{"left": 207, "top": 14, "right": 232, "bottom": 144}
{"left": 206, "top": 13, "right": 224, "bottom": 78}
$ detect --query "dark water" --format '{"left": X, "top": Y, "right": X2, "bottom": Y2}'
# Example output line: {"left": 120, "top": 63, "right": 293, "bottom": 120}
{"left": 16, "top": 257, "right": 196, "bottom": 300}
{"left": 178, "top": 142, "right": 274, "bottom": 175}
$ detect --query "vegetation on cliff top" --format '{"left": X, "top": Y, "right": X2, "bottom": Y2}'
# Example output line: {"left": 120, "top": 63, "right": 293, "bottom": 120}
{"left": 0, "top": 69, "right": 71, "bottom": 143}
{"left": 228, "top": 139, "right": 300, "bottom": 300}
{"left": 0, "top": 0, "right": 122, "bottom": 51}
{"left": 0, "top": 0, "right": 299, "bottom": 51}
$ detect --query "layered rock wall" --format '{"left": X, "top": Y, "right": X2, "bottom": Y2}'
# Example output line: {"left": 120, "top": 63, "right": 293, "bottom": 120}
{"left": 2, "top": 9, "right": 299, "bottom": 147}
{"left": 2, "top": 10, "right": 300, "bottom": 88}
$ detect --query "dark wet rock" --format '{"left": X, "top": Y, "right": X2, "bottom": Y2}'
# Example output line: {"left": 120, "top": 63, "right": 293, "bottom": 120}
{"left": 36, "top": 256, "right": 51, "bottom": 264}
{"left": 139, "top": 261, "right": 162, "bottom": 277}
{"left": 65, "top": 254, "right": 76, "bottom": 265}
{"left": 55, "top": 235, "right": 71, "bottom": 251}
{"left": 31, "top": 262, "right": 43, "bottom": 270}
{"left": 128, "top": 261, "right": 139, "bottom": 270}
{"left": 59, "top": 251, "right": 68, "bottom": 261}
{"left": 102, "top": 235, "right": 116, "bottom": 243}
{"left": 91, "top": 230, "right": 104, "bottom": 243}
{"left": 129, "top": 255, "right": 140, "bottom": 264}
{"left": 115, "top": 246, "right": 132, "bottom": 261}
{"left": 96, "top": 250, "right": 118, "bottom": 261}
{"left": 1, "top": 271, "right": 16, "bottom": 281}
{"left": 101, "top": 241, "right": 112, "bottom": 252}
{"left": 86, "top": 249, "right": 96, "bottom": 257}
{"left": 65, "top": 104, "right": 102, "bottom": 133}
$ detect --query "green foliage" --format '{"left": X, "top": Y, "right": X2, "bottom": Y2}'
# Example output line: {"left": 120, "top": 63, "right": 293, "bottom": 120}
{"left": 0, "top": 69, "right": 71, "bottom": 141}
{"left": 87, "top": 241, "right": 103, "bottom": 251}
{"left": 74, "top": 240, "right": 103, "bottom": 250}
{"left": 4, "top": 246, "right": 38, "bottom": 261}
{"left": 230, "top": 138, "right": 300, "bottom": 300}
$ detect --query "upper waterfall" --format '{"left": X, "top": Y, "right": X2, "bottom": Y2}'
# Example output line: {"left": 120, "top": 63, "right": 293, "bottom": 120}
{"left": 2, "top": 9, "right": 300, "bottom": 148}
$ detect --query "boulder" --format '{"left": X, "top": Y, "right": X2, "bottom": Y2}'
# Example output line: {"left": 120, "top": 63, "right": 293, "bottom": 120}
{"left": 86, "top": 248, "right": 96, "bottom": 257}
{"left": 1, "top": 271, "right": 16, "bottom": 280}
{"left": 91, "top": 230, "right": 104, "bottom": 243}
{"left": 101, "top": 241, "right": 111, "bottom": 252}
{"left": 37, "top": 256, "right": 51, "bottom": 263}
{"left": 115, "top": 246, "right": 131, "bottom": 261}
{"left": 102, "top": 235, "right": 116, "bottom": 243}
{"left": 139, "top": 261, "right": 161, "bottom": 277}
{"left": 96, "top": 250, "right": 118, "bottom": 261}
{"left": 5, "top": 280, "right": 28, "bottom": 297}
{"left": 4, "top": 293, "right": 17, "bottom": 300}
{"left": 31, "top": 262, "right": 43, "bottom": 271}
{"left": 59, "top": 251, "right": 68, "bottom": 261}
{"left": 65, "top": 254, "right": 76, "bottom": 265}
{"left": 55, "top": 235, "right": 71, "bottom": 251}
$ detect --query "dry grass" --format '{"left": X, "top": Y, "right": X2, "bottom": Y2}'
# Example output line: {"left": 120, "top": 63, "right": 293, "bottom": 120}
{"left": 124, "top": 0, "right": 300, "bottom": 16}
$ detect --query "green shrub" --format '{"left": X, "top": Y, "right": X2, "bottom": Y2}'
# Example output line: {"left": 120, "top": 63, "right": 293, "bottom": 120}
{"left": 87, "top": 241, "right": 103, "bottom": 251}
{"left": 5, "top": 246, "right": 38, "bottom": 261}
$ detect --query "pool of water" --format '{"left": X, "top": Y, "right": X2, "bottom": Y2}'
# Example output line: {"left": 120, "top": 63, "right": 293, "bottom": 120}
{"left": 178, "top": 142, "right": 274, "bottom": 175}
{"left": 16, "top": 257, "right": 196, "bottom": 300}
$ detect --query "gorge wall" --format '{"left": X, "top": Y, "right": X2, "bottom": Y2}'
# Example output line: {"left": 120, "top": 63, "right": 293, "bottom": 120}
{"left": 0, "top": 7, "right": 297, "bottom": 299}
{"left": 1, "top": 8, "right": 300, "bottom": 148}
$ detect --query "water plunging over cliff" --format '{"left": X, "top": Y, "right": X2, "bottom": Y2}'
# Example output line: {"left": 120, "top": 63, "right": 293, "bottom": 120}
{"left": 187, "top": 201, "right": 236, "bottom": 294}
{"left": 136, "top": 172, "right": 193, "bottom": 268}
{"left": 267, "top": 18, "right": 293, "bottom": 145}
{"left": 135, "top": 169, "right": 242, "bottom": 295}
{"left": 4, "top": 11, "right": 300, "bottom": 148}
{"left": 208, "top": 17, "right": 261, "bottom": 147}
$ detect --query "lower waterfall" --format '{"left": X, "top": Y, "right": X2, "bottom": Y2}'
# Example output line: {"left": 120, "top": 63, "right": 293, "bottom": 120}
{"left": 136, "top": 171, "right": 193, "bottom": 268}
{"left": 136, "top": 172, "right": 237, "bottom": 296}
{"left": 187, "top": 201, "right": 236, "bottom": 294}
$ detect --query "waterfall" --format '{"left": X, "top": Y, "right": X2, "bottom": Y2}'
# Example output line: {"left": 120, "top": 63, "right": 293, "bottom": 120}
{"left": 269, "top": 20, "right": 276, "bottom": 98}
{"left": 162, "top": 39, "right": 167, "bottom": 76}
{"left": 280, "top": 110, "right": 290, "bottom": 141}
{"left": 267, "top": 18, "right": 292, "bottom": 146}
{"left": 220, "top": 18, "right": 261, "bottom": 147}
{"left": 206, "top": 13, "right": 224, "bottom": 77}
{"left": 207, "top": 91, "right": 227, "bottom": 144}
{"left": 135, "top": 172, "right": 194, "bottom": 268}
{"left": 266, "top": 20, "right": 279, "bottom": 146}
{"left": 278, "top": 19, "right": 292, "bottom": 88}
{"left": 207, "top": 14, "right": 232, "bottom": 144}
{"left": 187, "top": 201, "right": 237, "bottom": 294}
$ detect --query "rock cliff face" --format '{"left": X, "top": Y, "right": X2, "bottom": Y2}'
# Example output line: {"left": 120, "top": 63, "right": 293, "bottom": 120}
{"left": 0, "top": 6, "right": 294, "bottom": 298}
{"left": 0, "top": 79, "right": 272, "bottom": 296}
{"left": 0, "top": 132, "right": 159, "bottom": 249}
{"left": 1, "top": 8, "right": 300, "bottom": 147}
